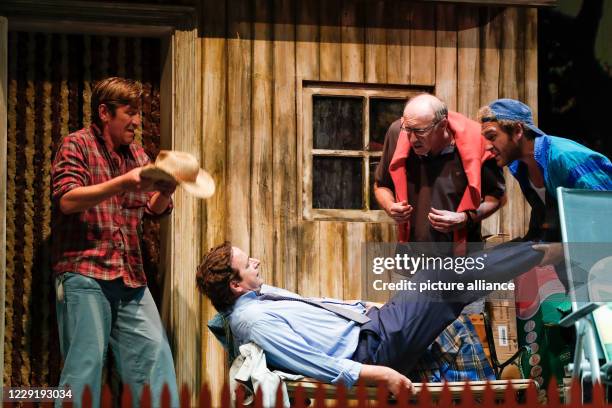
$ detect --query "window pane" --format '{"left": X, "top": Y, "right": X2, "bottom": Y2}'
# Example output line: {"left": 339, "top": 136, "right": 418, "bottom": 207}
{"left": 313, "top": 96, "right": 364, "bottom": 150}
{"left": 368, "top": 98, "right": 406, "bottom": 151}
{"left": 369, "top": 159, "right": 381, "bottom": 210}
{"left": 313, "top": 156, "right": 363, "bottom": 209}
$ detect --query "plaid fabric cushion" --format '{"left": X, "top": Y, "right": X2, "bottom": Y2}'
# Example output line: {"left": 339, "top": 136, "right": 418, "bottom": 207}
{"left": 409, "top": 314, "right": 495, "bottom": 382}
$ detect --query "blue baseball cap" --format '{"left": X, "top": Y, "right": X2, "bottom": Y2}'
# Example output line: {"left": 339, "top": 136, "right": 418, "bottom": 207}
{"left": 486, "top": 98, "right": 545, "bottom": 136}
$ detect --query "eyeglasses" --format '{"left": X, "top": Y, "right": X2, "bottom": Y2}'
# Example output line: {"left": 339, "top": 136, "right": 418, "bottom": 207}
{"left": 401, "top": 118, "right": 442, "bottom": 137}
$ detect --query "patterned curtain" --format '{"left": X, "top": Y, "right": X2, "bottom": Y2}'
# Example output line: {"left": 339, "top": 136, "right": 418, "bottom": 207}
{"left": 4, "top": 32, "right": 162, "bottom": 387}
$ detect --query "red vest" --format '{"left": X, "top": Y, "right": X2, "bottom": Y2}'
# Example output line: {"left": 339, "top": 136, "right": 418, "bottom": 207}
{"left": 388, "top": 111, "right": 493, "bottom": 253}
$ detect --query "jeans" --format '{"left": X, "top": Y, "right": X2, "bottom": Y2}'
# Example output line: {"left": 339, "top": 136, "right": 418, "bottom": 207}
{"left": 55, "top": 273, "right": 178, "bottom": 408}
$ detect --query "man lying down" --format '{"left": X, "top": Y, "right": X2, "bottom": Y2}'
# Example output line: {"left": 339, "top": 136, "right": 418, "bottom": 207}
{"left": 197, "top": 241, "right": 553, "bottom": 396}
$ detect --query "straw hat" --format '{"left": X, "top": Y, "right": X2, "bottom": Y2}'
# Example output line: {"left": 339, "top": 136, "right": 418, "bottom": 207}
{"left": 141, "top": 150, "right": 215, "bottom": 198}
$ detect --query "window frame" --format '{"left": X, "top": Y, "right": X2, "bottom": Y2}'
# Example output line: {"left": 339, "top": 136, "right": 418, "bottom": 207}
{"left": 299, "top": 82, "right": 429, "bottom": 222}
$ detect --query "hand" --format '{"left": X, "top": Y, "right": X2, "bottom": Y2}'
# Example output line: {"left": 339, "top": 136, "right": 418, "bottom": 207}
{"left": 383, "top": 368, "right": 413, "bottom": 397}
{"left": 385, "top": 200, "right": 413, "bottom": 224}
{"left": 120, "top": 167, "right": 155, "bottom": 192}
{"left": 532, "top": 243, "right": 564, "bottom": 266}
{"left": 428, "top": 208, "right": 467, "bottom": 233}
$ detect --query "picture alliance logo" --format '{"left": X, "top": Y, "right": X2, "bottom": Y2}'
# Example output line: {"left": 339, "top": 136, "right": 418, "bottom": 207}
{"left": 371, "top": 253, "right": 487, "bottom": 275}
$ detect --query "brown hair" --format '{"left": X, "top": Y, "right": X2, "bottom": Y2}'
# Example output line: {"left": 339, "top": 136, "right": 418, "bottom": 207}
{"left": 196, "top": 242, "right": 241, "bottom": 311}
{"left": 477, "top": 105, "right": 536, "bottom": 140}
{"left": 91, "top": 77, "right": 142, "bottom": 127}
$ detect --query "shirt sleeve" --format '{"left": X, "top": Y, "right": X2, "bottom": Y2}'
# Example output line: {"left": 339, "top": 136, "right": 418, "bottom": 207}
{"left": 51, "top": 136, "right": 90, "bottom": 203}
{"left": 374, "top": 119, "right": 402, "bottom": 192}
{"left": 557, "top": 150, "right": 612, "bottom": 191}
{"left": 249, "top": 317, "right": 362, "bottom": 387}
{"left": 481, "top": 158, "right": 506, "bottom": 199}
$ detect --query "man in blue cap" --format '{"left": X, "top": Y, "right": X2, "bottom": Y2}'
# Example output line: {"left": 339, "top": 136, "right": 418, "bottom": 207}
{"left": 477, "top": 98, "right": 612, "bottom": 388}
{"left": 478, "top": 98, "right": 611, "bottom": 248}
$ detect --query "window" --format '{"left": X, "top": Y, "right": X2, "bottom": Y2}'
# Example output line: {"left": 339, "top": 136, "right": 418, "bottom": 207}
{"left": 301, "top": 83, "right": 429, "bottom": 221}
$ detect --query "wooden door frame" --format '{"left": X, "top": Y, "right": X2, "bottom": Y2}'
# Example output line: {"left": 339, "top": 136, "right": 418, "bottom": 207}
{"left": 0, "top": 0, "right": 202, "bottom": 398}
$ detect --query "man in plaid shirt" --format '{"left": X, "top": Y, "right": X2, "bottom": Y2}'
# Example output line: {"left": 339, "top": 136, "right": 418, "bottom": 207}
{"left": 52, "top": 77, "right": 178, "bottom": 408}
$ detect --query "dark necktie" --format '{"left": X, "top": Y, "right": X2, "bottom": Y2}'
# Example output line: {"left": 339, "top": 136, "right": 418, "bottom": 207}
{"left": 258, "top": 292, "right": 371, "bottom": 324}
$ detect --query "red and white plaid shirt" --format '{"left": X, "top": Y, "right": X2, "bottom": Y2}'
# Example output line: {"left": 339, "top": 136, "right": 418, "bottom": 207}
{"left": 51, "top": 125, "right": 172, "bottom": 287}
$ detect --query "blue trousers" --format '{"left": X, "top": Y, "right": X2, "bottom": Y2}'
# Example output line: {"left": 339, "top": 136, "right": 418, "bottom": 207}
{"left": 353, "top": 241, "right": 545, "bottom": 374}
{"left": 55, "top": 273, "right": 179, "bottom": 408}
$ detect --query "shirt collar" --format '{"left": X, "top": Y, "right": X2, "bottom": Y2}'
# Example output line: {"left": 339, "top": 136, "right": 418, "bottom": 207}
{"left": 90, "top": 123, "right": 136, "bottom": 158}
{"left": 416, "top": 143, "right": 455, "bottom": 160}
{"left": 233, "top": 290, "right": 259, "bottom": 311}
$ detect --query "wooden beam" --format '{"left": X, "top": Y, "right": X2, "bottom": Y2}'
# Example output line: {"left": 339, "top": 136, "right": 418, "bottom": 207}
{"left": 167, "top": 27, "right": 202, "bottom": 401}
{"left": 0, "top": 0, "right": 195, "bottom": 35}
{"left": 410, "top": 0, "right": 556, "bottom": 7}
{"left": 200, "top": 0, "right": 228, "bottom": 402}
{"left": 0, "top": 15, "right": 7, "bottom": 399}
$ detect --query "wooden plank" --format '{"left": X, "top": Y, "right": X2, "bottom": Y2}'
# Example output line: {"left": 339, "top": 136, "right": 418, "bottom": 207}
{"left": 316, "top": 0, "right": 343, "bottom": 299}
{"left": 523, "top": 8, "right": 538, "bottom": 232}
{"left": 365, "top": 0, "right": 387, "bottom": 83}
{"left": 311, "top": 149, "right": 366, "bottom": 156}
{"left": 364, "top": 223, "right": 392, "bottom": 303}
{"left": 0, "top": 17, "right": 7, "bottom": 399}
{"left": 435, "top": 4, "right": 457, "bottom": 110}
{"left": 251, "top": 0, "right": 274, "bottom": 283}
{"left": 306, "top": 208, "right": 392, "bottom": 223}
{"left": 298, "top": 222, "right": 321, "bottom": 297}
{"left": 478, "top": 6, "right": 502, "bottom": 237}
{"left": 295, "top": 0, "right": 319, "bottom": 82}
{"left": 524, "top": 8, "right": 538, "bottom": 125}
{"left": 386, "top": 0, "right": 411, "bottom": 84}
{"left": 227, "top": 0, "right": 252, "bottom": 251}
{"left": 499, "top": 8, "right": 522, "bottom": 101}
{"left": 273, "top": 0, "right": 298, "bottom": 291}
{"left": 201, "top": 0, "right": 228, "bottom": 250}
{"left": 200, "top": 0, "right": 228, "bottom": 404}
{"left": 409, "top": 0, "right": 556, "bottom": 6}
{"left": 320, "top": 222, "right": 344, "bottom": 299}
{"left": 169, "top": 27, "right": 203, "bottom": 401}
{"left": 409, "top": 3, "right": 436, "bottom": 86}
{"left": 478, "top": 6, "right": 501, "bottom": 106}
{"left": 319, "top": 0, "right": 341, "bottom": 82}
{"left": 343, "top": 223, "right": 365, "bottom": 300}
{"left": 340, "top": 0, "right": 364, "bottom": 83}
{"left": 365, "top": 2, "right": 401, "bottom": 303}
{"left": 0, "top": 0, "right": 196, "bottom": 32}
{"left": 457, "top": 6, "right": 479, "bottom": 118}
{"left": 499, "top": 7, "right": 527, "bottom": 240}
{"left": 296, "top": 0, "right": 321, "bottom": 298}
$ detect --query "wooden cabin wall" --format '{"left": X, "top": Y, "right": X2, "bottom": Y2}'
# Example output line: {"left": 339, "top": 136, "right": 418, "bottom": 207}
{"left": 199, "top": 0, "right": 537, "bottom": 392}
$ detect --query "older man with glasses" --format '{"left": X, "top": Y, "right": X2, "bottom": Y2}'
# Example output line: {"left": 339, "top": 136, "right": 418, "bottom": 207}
{"left": 373, "top": 93, "right": 506, "bottom": 382}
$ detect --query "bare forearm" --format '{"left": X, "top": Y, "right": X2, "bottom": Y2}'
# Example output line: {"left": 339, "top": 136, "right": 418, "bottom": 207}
{"left": 148, "top": 191, "right": 172, "bottom": 214}
{"left": 59, "top": 177, "right": 125, "bottom": 214}
{"left": 374, "top": 184, "right": 396, "bottom": 213}
{"left": 359, "top": 364, "right": 412, "bottom": 396}
{"left": 474, "top": 195, "right": 503, "bottom": 222}
{"left": 359, "top": 364, "right": 395, "bottom": 384}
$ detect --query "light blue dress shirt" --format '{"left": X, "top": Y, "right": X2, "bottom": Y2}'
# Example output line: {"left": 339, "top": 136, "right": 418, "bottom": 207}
{"left": 229, "top": 285, "right": 366, "bottom": 387}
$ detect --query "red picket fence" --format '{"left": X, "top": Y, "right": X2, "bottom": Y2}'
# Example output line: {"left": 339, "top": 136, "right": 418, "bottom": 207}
{"left": 11, "top": 379, "right": 612, "bottom": 408}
